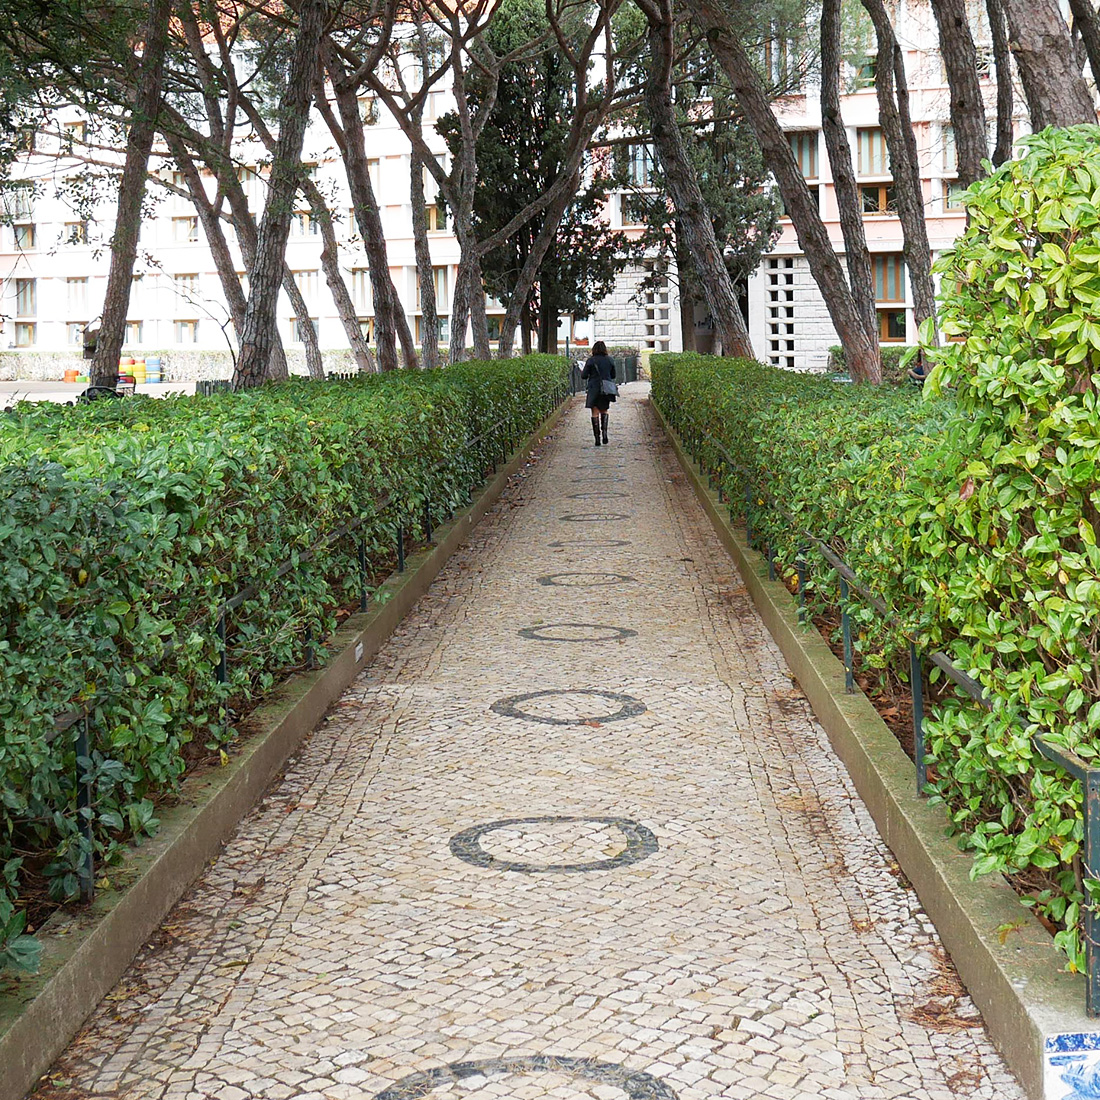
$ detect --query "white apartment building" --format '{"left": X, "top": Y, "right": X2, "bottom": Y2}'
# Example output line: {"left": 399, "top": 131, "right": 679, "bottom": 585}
{"left": 0, "top": 5, "right": 1039, "bottom": 377}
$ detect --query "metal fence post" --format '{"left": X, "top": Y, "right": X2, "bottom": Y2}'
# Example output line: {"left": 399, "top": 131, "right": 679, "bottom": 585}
{"left": 397, "top": 524, "right": 406, "bottom": 573}
{"left": 216, "top": 610, "right": 227, "bottom": 684}
{"left": 1087, "top": 770, "right": 1100, "bottom": 1017}
{"left": 796, "top": 549, "right": 807, "bottom": 625}
{"left": 744, "top": 489, "right": 753, "bottom": 548}
{"left": 75, "top": 715, "right": 95, "bottom": 904}
{"left": 767, "top": 544, "right": 776, "bottom": 582}
{"left": 840, "top": 576, "right": 855, "bottom": 693}
{"left": 424, "top": 503, "right": 433, "bottom": 542}
{"left": 910, "top": 643, "right": 927, "bottom": 794}
{"left": 358, "top": 538, "right": 369, "bottom": 612}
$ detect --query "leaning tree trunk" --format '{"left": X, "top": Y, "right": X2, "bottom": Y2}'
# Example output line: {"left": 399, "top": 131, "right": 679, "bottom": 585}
{"left": 281, "top": 264, "right": 325, "bottom": 379}
{"left": 410, "top": 141, "right": 440, "bottom": 369}
{"left": 998, "top": 0, "right": 1095, "bottom": 127}
{"left": 1068, "top": 0, "right": 1100, "bottom": 98}
{"left": 987, "top": 0, "right": 1015, "bottom": 166}
{"left": 643, "top": 0, "right": 753, "bottom": 359}
{"left": 327, "top": 74, "right": 417, "bottom": 370}
{"left": 863, "top": 0, "right": 937, "bottom": 333}
{"left": 686, "top": 0, "right": 881, "bottom": 383}
{"left": 467, "top": 250, "right": 492, "bottom": 360}
{"left": 820, "top": 0, "right": 877, "bottom": 342}
{"left": 91, "top": 0, "right": 173, "bottom": 388}
{"left": 234, "top": 0, "right": 327, "bottom": 389}
{"left": 930, "top": 0, "right": 989, "bottom": 186}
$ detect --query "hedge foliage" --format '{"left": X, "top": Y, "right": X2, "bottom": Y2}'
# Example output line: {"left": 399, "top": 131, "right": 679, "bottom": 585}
{"left": 652, "top": 349, "right": 1098, "bottom": 972}
{"left": 0, "top": 355, "right": 568, "bottom": 970}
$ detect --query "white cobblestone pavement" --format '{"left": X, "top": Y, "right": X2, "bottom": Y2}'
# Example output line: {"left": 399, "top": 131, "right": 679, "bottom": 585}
{"left": 33, "top": 387, "right": 1026, "bottom": 1100}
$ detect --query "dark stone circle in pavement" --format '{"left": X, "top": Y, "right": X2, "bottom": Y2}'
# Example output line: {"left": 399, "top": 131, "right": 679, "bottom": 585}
{"left": 491, "top": 688, "right": 647, "bottom": 725}
{"left": 371, "top": 1056, "right": 679, "bottom": 1100}
{"left": 548, "top": 538, "right": 632, "bottom": 548}
{"left": 518, "top": 623, "right": 638, "bottom": 643}
{"left": 536, "top": 573, "right": 634, "bottom": 587}
{"left": 448, "top": 816, "right": 660, "bottom": 874}
{"left": 567, "top": 491, "right": 628, "bottom": 499}
{"left": 558, "top": 513, "right": 632, "bottom": 523}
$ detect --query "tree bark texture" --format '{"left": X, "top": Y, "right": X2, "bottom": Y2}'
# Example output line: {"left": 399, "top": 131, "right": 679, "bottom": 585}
{"left": 234, "top": 0, "right": 327, "bottom": 389}
{"left": 863, "top": 0, "right": 937, "bottom": 333}
{"left": 999, "top": 0, "right": 1095, "bottom": 128}
{"left": 986, "top": 0, "right": 1015, "bottom": 166}
{"left": 91, "top": 0, "right": 173, "bottom": 388}
{"left": 1068, "top": 0, "right": 1100, "bottom": 98}
{"left": 820, "top": 0, "right": 877, "bottom": 341}
{"left": 326, "top": 71, "right": 416, "bottom": 370}
{"left": 642, "top": 0, "right": 754, "bottom": 360}
{"left": 685, "top": 0, "right": 882, "bottom": 383}
{"left": 282, "top": 264, "right": 325, "bottom": 380}
{"left": 410, "top": 137, "right": 440, "bottom": 369}
{"left": 929, "top": 0, "right": 989, "bottom": 186}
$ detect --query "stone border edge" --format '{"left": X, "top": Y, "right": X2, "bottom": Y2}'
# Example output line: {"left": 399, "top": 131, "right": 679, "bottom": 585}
{"left": 651, "top": 397, "right": 1090, "bottom": 1100}
{"left": 0, "top": 395, "right": 572, "bottom": 1100}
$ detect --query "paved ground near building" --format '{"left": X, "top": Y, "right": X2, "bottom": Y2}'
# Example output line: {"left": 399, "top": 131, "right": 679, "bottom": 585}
{"left": 33, "top": 386, "right": 1025, "bottom": 1100}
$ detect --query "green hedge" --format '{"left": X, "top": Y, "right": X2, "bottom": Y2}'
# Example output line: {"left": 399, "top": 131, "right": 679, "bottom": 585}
{"left": 652, "top": 351, "right": 1096, "bottom": 971}
{"left": 0, "top": 356, "right": 568, "bottom": 970}
{"left": 826, "top": 344, "right": 918, "bottom": 384}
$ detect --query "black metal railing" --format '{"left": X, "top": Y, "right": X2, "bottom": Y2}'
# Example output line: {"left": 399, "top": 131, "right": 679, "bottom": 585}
{"left": 37, "top": 375, "right": 570, "bottom": 914}
{"left": 669, "top": 407, "right": 1100, "bottom": 1016}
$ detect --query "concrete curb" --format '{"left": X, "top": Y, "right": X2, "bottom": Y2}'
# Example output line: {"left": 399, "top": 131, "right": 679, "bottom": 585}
{"left": 651, "top": 397, "right": 1093, "bottom": 1100}
{"left": 0, "top": 395, "right": 572, "bottom": 1100}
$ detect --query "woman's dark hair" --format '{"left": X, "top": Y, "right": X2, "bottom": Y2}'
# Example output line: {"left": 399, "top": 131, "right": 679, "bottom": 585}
{"left": 592, "top": 340, "right": 608, "bottom": 356}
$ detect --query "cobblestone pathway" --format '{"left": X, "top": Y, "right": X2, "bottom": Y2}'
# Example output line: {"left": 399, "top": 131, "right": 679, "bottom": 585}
{"left": 36, "top": 388, "right": 1026, "bottom": 1100}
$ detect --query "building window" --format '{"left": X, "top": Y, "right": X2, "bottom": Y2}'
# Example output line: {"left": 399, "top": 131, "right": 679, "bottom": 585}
{"left": 787, "top": 131, "right": 820, "bottom": 210}
{"left": 351, "top": 268, "right": 372, "bottom": 312}
{"left": 856, "top": 128, "right": 889, "bottom": 176}
{"left": 427, "top": 204, "right": 447, "bottom": 232}
{"left": 175, "top": 273, "right": 199, "bottom": 297}
{"left": 63, "top": 120, "right": 86, "bottom": 143}
{"left": 415, "top": 315, "right": 450, "bottom": 344}
{"left": 291, "top": 211, "right": 319, "bottom": 236}
{"left": 626, "top": 144, "right": 657, "bottom": 187}
{"left": 852, "top": 55, "right": 877, "bottom": 90}
{"left": 861, "top": 184, "right": 896, "bottom": 214}
{"left": 67, "top": 322, "right": 85, "bottom": 346}
{"left": 358, "top": 316, "right": 374, "bottom": 342}
{"left": 878, "top": 310, "right": 906, "bottom": 342}
{"left": 13, "top": 223, "right": 35, "bottom": 250}
{"left": 944, "top": 180, "right": 967, "bottom": 212}
{"left": 125, "top": 321, "right": 143, "bottom": 344}
{"left": 67, "top": 276, "right": 88, "bottom": 314}
{"left": 942, "top": 125, "right": 958, "bottom": 175}
{"left": 292, "top": 269, "right": 318, "bottom": 301}
{"left": 175, "top": 319, "right": 199, "bottom": 343}
{"left": 4, "top": 183, "right": 33, "bottom": 219}
{"left": 15, "top": 278, "right": 36, "bottom": 317}
{"left": 418, "top": 265, "right": 449, "bottom": 310}
{"left": 359, "top": 94, "right": 379, "bottom": 124}
{"left": 14, "top": 322, "right": 36, "bottom": 347}
{"left": 872, "top": 254, "right": 905, "bottom": 302}
{"left": 16, "top": 126, "right": 35, "bottom": 152}
{"left": 621, "top": 193, "right": 650, "bottom": 227}
{"left": 291, "top": 317, "right": 319, "bottom": 343}
{"left": 367, "top": 158, "right": 381, "bottom": 190}
{"left": 173, "top": 216, "right": 199, "bottom": 242}
{"left": 66, "top": 221, "right": 89, "bottom": 244}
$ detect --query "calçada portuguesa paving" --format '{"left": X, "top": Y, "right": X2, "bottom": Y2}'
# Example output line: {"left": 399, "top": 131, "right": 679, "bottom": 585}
{"left": 33, "top": 386, "right": 1025, "bottom": 1100}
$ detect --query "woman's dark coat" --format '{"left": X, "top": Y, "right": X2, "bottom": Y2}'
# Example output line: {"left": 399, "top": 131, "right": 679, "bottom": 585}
{"left": 582, "top": 354, "right": 617, "bottom": 410}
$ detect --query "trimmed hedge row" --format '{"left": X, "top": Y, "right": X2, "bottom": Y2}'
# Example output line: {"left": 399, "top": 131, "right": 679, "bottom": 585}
{"left": 0, "top": 356, "right": 568, "bottom": 969}
{"left": 652, "top": 352, "right": 1097, "bottom": 971}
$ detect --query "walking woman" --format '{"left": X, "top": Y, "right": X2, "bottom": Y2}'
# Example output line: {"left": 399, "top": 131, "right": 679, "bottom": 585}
{"left": 581, "top": 340, "right": 617, "bottom": 446}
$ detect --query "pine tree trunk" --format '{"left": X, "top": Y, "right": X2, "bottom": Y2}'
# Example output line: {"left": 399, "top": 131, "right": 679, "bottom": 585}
{"left": 987, "top": 0, "right": 1015, "bottom": 166}
{"left": 468, "top": 250, "right": 492, "bottom": 360}
{"left": 326, "top": 72, "right": 409, "bottom": 372}
{"left": 282, "top": 266, "right": 325, "bottom": 379}
{"left": 687, "top": 0, "right": 882, "bottom": 383}
{"left": 1068, "top": 0, "right": 1100, "bottom": 94}
{"left": 91, "top": 0, "right": 172, "bottom": 388}
{"left": 930, "top": 0, "right": 989, "bottom": 186}
{"left": 675, "top": 232, "right": 698, "bottom": 352}
{"left": 449, "top": 260, "right": 470, "bottom": 363}
{"left": 820, "top": 0, "right": 877, "bottom": 340}
{"left": 410, "top": 143, "right": 439, "bottom": 369}
{"left": 999, "top": 0, "right": 1095, "bottom": 127}
{"left": 644, "top": 1, "right": 753, "bottom": 360}
{"left": 863, "top": 0, "right": 937, "bottom": 332}
{"left": 538, "top": 294, "right": 557, "bottom": 354}
{"left": 302, "top": 178, "right": 377, "bottom": 372}
{"left": 234, "top": 0, "right": 327, "bottom": 389}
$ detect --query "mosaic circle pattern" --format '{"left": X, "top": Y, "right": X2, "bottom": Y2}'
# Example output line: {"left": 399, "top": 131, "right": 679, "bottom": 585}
{"left": 548, "top": 538, "right": 632, "bottom": 548}
{"left": 490, "top": 688, "right": 647, "bottom": 725}
{"left": 558, "top": 513, "right": 632, "bottom": 523}
{"left": 567, "top": 491, "right": 628, "bottom": 499}
{"left": 449, "top": 816, "right": 659, "bottom": 874}
{"left": 518, "top": 623, "right": 638, "bottom": 643}
{"left": 537, "top": 572, "right": 634, "bottom": 587}
{"left": 372, "top": 1056, "right": 679, "bottom": 1100}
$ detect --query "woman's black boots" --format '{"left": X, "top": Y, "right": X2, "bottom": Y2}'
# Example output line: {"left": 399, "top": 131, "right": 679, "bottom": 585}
{"left": 592, "top": 418, "right": 602, "bottom": 446}
{"left": 600, "top": 413, "right": 609, "bottom": 444}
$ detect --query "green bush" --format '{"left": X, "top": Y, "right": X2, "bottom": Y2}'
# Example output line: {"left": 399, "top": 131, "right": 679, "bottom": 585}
{"left": 0, "top": 356, "right": 567, "bottom": 969}
{"left": 652, "top": 329, "right": 1100, "bottom": 971}
{"left": 826, "top": 344, "right": 919, "bottom": 384}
